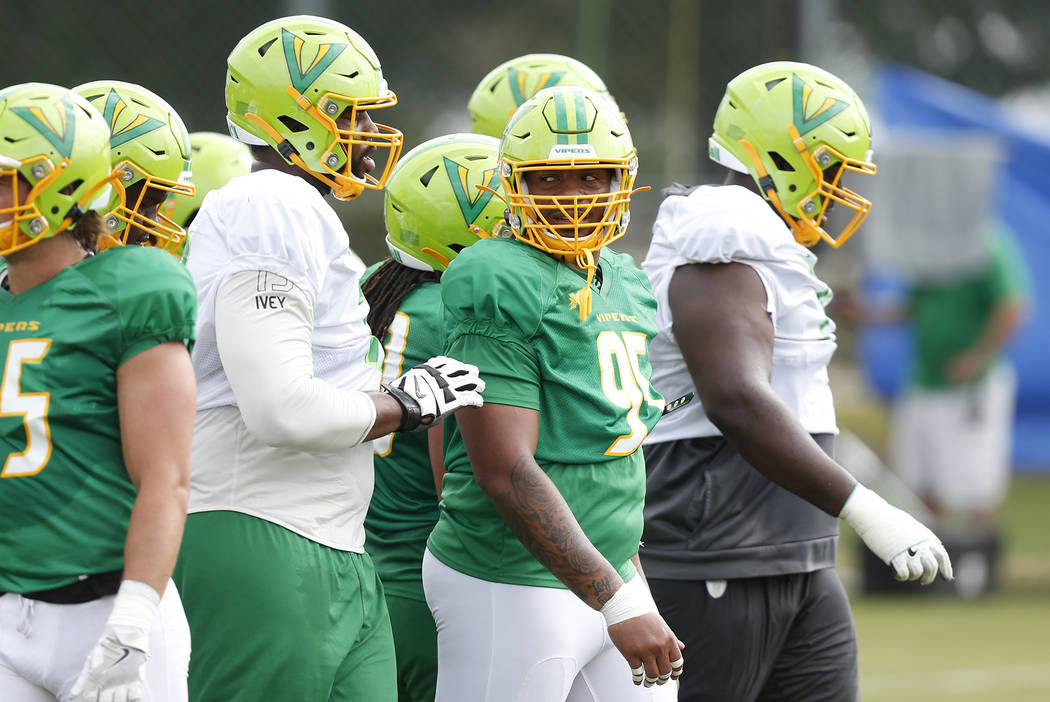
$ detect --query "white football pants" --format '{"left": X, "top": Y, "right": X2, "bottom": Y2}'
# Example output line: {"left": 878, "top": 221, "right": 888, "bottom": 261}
{"left": 0, "top": 578, "right": 190, "bottom": 702}
{"left": 423, "top": 549, "right": 677, "bottom": 702}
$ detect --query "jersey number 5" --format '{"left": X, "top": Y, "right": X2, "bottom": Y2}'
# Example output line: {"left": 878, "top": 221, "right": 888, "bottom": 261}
{"left": 597, "top": 331, "right": 664, "bottom": 456}
{"left": 1, "top": 339, "right": 53, "bottom": 478}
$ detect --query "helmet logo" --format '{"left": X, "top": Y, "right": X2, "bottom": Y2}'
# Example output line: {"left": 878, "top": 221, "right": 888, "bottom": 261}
{"left": 101, "top": 89, "right": 165, "bottom": 148}
{"left": 508, "top": 68, "right": 567, "bottom": 108}
{"left": 792, "top": 73, "right": 847, "bottom": 136}
{"left": 282, "top": 28, "right": 347, "bottom": 94}
{"left": 443, "top": 157, "right": 499, "bottom": 226}
{"left": 545, "top": 90, "right": 592, "bottom": 145}
{"left": 11, "top": 94, "right": 77, "bottom": 159}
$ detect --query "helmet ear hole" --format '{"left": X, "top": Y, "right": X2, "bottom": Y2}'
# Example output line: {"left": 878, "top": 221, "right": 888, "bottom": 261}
{"left": 277, "top": 116, "right": 309, "bottom": 133}
{"left": 768, "top": 151, "right": 794, "bottom": 172}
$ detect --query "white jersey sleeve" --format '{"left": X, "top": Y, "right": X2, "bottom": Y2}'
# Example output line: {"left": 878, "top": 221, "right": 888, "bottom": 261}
{"left": 643, "top": 185, "right": 839, "bottom": 443}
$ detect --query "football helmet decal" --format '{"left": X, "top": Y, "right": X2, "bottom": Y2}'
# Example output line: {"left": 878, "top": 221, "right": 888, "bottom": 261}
{"left": 709, "top": 61, "right": 876, "bottom": 248}
{"left": 384, "top": 133, "right": 505, "bottom": 272}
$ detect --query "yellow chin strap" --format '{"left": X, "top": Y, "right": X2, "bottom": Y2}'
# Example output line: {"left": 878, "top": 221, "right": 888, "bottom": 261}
{"left": 243, "top": 112, "right": 365, "bottom": 201}
{"left": 571, "top": 248, "right": 595, "bottom": 322}
{"left": 736, "top": 138, "right": 820, "bottom": 247}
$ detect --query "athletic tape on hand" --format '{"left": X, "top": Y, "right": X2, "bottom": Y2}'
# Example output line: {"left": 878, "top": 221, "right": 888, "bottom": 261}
{"left": 600, "top": 574, "right": 658, "bottom": 627}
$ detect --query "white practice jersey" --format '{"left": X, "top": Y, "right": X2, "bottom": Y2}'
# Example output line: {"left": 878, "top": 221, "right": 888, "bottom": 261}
{"left": 186, "top": 169, "right": 381, "bottom": 551}
{"left": 643, "top": 184, "right": 838, "bottom": 443}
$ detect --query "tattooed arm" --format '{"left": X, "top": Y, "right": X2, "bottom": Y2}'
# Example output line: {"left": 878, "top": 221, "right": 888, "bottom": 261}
{"left": 456, "top": 402, "right": 623, "bottom": 608}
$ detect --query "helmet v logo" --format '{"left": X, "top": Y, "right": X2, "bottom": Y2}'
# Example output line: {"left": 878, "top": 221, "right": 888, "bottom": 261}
{"left": 443, "top": 157, "right": 499, "bottom": 225}
{"left": 282, "top": 29, "right": 347, "bottom": 94}
{"left": 101, "top": 89, "right": 165, "bottom": 148}
{"left": 508, "top": 68, "right": 568, "bottom": 108}
{"left": 792, "top": 74, "right": 847, "bottom": 136}
{"left": 11, "top": 95, "right": 77, "bottom": 159}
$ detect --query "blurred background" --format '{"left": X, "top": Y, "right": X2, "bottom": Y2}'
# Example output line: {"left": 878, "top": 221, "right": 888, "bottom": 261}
{"left": 5, "top": 0, "right": 1048, "bottom": 699}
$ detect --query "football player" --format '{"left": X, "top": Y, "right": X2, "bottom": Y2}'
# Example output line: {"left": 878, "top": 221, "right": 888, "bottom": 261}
{"left": 469, "top": 53, "right": 616, "bottom": 138}
{"left": 73, "top": 80, "right": 195, "bottom": 255}
{"left": 170, "top": 16, "right": 483, "bottom": 702}
{"left": 0, "top": 82, "right": 196, "bottom": 702}
{"left": 361, "top": 132, "right": 507, "bottom": 702}
{"left": 640, "top": 61, "right": 952, "bottom": 701}
{"left": 423, "top": 86, "right": 681, "bottom": 701}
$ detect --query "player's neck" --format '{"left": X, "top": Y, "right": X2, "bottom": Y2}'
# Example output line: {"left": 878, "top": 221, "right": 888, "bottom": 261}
{"left": 5, "top": 233, "right": 88, "bottom": 294}
{"left": 724, "top": 170, "right": 759, "bottom": 193}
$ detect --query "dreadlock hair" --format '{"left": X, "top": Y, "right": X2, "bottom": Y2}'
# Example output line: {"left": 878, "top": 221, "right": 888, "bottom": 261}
{"left": 362, "top": 258, "right": 441, "bottom": 339}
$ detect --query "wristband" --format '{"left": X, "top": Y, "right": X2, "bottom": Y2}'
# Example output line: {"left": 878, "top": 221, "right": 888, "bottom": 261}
{"left": 105, "top": 580, "right": 160, "bottom": 653}
{"left": 599, "top": 574, "right": 658, "bottom": 627}
{"left": 382, "top": 383, "right": 423, "bottom": 432}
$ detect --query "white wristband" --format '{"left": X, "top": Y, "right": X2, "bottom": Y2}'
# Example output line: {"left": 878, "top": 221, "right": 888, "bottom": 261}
{"left": 600, "top": 575, "right": 658, "bottom": 627}
{"left": 105, "top": 580, "right": 160, "bottom": 654}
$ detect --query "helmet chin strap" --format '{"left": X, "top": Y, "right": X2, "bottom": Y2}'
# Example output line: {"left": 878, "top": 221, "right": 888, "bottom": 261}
{"left": 736, "top": 137, "right": 821, "bottom": 247}
{"left": 242, "top": 112, "right": 365, "bottom": 201}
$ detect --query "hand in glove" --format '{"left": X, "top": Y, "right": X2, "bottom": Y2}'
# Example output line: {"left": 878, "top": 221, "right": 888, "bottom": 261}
{"left": 840, "top": 484, "right": 953, "bottom": 585}
{"left": 384, "top": 355, "right": 485, "bottom": 432}
{"left": 70, "top": 580, "right": 159, "bottom": 702}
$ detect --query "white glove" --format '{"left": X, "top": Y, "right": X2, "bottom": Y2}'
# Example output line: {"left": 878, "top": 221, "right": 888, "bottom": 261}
{"left": 71, "top": 580, "right": 159, "bottom": 702}
{"left": 383, "top": 355, "right": 485, "bottom": 432}
{"left": 840, "top": 484, "right": 954, "bottom": 585}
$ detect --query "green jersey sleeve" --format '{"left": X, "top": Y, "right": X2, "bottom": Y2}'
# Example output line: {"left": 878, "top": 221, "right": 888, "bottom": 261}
{"left": 90, "top": 247, "right": 197, "bottom": 364}
{"left": 440, "top": 238, "right": 548, "bottom": 409}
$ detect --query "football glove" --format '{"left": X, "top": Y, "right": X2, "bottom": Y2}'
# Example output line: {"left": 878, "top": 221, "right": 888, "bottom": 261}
{"left": 383, "top": 355, "right": 485, "bottom": 432}
{"left": 70, "top": 580, "right": 158, "bottom": 702}
{"left": 840, "top": 484, "right": 953, "bottom": 585}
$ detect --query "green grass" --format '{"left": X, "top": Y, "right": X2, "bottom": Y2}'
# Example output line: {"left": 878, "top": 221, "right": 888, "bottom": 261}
{"left": 854, "top": 595, "right": 1050, "bottom": 701}
{"left": 846, "top": 476, "right": 1050, "bottom": 702}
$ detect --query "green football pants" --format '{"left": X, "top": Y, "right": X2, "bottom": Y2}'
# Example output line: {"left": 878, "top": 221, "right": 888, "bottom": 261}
{"left": 386, "top": 592, "right": 437, "bottom": 702}
{"left": 174, "top": 511, "right": 396, "bottom": 702}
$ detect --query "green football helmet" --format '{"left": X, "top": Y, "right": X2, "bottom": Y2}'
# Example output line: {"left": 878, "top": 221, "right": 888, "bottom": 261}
{"left": 163, "top": 132, "right": 252, "bottom": 229}
{"left": 74, "top": 80, "right": 194, "bottom": 255}
{"left": 709, "top": 61, "right": 876, "bottom": 248}
{"left": 0, "top": 83, "right": 120, "bottom": 257}
{"left": 469, "top": 53, "right": 615, "bottom": 139}
{"left": 384, "top": 133, "right": 504, "bottom": 272}
{"left": 225, "top": 15, "right": 403, "bottom": 201}
{"left": 499, "top": 86, "right": 642, "bottom": 320}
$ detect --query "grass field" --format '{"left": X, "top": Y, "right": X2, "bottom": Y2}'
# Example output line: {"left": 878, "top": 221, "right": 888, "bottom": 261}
{"left": 844, "top": 476, "right": 1050, "bottom": 702}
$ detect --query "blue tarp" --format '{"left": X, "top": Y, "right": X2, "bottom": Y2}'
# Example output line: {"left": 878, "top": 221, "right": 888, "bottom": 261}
{"left": 866, "top": 63, "right": 1050, "bottom": 471}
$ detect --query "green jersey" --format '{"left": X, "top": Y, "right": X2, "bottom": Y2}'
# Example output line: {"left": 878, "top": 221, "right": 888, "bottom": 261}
{"left": 910, "top": 229, "right": 1031, "bottom": 388}
{"left": 363, "top": 265, "right": 444, "bottom": 599}
{"left": 427, "top": 237, "right": 664, "bottom": 587}
{"left": 0, "top": 246, "right": 196, "bottom": 592}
